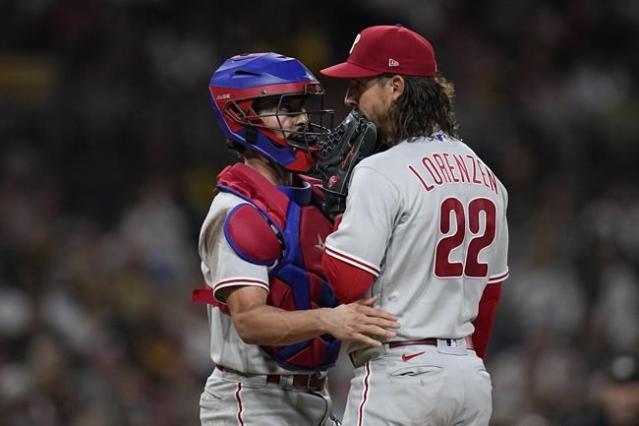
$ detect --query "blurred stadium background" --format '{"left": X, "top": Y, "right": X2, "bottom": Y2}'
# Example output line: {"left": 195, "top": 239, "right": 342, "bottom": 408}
{"left": 1, "top": 0, "right": 638, "bottom": 425}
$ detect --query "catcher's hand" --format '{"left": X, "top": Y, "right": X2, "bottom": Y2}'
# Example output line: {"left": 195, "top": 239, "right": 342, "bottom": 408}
{"left": 313, "top": 109, "right": 379, "bottom": 217}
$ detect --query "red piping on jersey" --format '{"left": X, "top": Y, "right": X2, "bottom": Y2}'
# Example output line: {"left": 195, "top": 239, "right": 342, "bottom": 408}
{"left": 324, "top": 245, "right": 380, "bottom": 276}
{"left": 214, "top": 278, "right": 270, "bottom": 304}
{"left": 235, "top": 383, "right": 245, "bottom": 426}
{"left": 358, "top": 361, "right": 372, "bottom": 426}
{"left": 215, "top": 277, "right": 269, "bottom": 287}
{"left": 322, "top": 252, "right": 375, "bottom": 303}
{"left": 488, "top": 270, "right": 509, "bottom": 283}
{"left": 472, "top": 282, "right": 502, "bottom": 358}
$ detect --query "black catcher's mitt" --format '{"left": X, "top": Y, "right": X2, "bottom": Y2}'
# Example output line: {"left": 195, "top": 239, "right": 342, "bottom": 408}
{"left": 314, "top": 109, "right": 379, "bottom": 217}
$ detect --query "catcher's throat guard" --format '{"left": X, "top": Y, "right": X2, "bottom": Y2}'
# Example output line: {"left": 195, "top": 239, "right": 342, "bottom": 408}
{"left": 314, "top": 109, "right": 379, "bottom": 216}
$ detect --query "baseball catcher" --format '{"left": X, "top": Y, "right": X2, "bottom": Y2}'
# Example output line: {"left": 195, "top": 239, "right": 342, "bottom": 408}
{"left": 192, "top": 52, "right": 398, "bottom": 426}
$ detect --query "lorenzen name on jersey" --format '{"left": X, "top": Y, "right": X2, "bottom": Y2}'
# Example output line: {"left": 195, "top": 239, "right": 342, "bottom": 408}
{"left": 407, "top": 152, "right": 499, "bottom": 195}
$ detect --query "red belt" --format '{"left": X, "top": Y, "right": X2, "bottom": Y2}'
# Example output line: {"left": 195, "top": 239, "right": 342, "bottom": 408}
{"left": 388, "top": 337, "right": 474, "bottom": 349}
{"left": 216, "top": 365, "right": 326, "bottom": 391}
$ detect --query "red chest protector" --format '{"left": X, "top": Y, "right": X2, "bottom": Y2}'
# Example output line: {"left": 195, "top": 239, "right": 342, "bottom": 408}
{"left": 193, "top": 163, "right": 340, "bottom": 371}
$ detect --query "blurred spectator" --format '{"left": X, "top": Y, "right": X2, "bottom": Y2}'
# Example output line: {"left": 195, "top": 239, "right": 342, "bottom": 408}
{"left": 577, "top": 354, "right": 639, "bottom": 426}
{"left": 598, "top": 354, "right": 639, "bottom": 426}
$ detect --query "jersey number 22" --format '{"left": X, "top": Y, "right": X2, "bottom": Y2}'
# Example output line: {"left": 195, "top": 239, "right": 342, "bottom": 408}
{"left": 434, "top": 197, "right": 496, "bottom": 278}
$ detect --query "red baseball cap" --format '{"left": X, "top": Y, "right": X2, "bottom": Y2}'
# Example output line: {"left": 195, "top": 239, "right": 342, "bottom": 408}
{"left": 321, "top": 25, "right": 437, "bottom": 79}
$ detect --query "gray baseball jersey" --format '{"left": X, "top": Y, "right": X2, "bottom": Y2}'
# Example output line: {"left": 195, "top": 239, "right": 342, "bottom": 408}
{"left": 199, "top": 191, "right": 317, "bottom": 375}
{"left": 325, "top": 133, "right": 509, "bottom": 350}
{"left": 198, "top": 191, "right": 334, "bottom": 426}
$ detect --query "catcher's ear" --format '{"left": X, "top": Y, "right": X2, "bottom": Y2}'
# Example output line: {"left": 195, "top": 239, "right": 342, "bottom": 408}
{"left": 389, "top": 75, "right": 405, "bottom": 101}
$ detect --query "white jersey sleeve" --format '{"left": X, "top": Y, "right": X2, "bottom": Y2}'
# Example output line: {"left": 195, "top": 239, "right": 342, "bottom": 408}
{"left": 324, "top": 165, "right": 400, "bottom": 277}
{"left": 199, "top": 192, "right": 269, "bottom": 303}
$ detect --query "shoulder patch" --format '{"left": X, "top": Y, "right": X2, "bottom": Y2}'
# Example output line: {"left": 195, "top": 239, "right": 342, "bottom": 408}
{"left": 223, "top": 204, "right": 281, "bottom": 266}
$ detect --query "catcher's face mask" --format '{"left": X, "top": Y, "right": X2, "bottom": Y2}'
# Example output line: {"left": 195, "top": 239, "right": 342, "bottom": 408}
{"left": 250, "top": 93, "right": 333, "bottom": 153}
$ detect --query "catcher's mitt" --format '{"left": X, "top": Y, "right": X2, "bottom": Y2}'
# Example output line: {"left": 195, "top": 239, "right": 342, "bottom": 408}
{"left": 313, "top": 109, "right": 379, "bottom": 217}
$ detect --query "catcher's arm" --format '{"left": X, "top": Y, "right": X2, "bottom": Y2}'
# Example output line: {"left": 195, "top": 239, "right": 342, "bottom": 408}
{"left": 226, "top": 286, "right": 398, "bottom": 347}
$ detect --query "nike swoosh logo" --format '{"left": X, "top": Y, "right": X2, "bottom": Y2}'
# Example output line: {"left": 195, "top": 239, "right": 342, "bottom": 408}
{"left": 401, "top": 351, "right": 425, "bottom": 362}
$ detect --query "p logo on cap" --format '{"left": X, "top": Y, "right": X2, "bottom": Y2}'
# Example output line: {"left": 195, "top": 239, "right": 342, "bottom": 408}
{"left": 321, "top": 25, "right": 437, "bottom": 79}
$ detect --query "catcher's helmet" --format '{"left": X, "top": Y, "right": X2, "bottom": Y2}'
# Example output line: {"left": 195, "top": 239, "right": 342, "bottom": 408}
{"left": 209, "top": 52, "right": 332, "bottom": 172}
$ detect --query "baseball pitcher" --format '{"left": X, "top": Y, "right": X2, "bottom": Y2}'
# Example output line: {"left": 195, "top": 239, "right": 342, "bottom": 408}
{"left": 318, "top": 25, "right": 509, "bottom": 426}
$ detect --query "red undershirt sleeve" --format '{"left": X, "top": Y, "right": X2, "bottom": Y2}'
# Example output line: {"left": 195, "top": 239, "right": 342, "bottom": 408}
{"left": 471, "top": 282, "right": 502, "bottom": 358}
{"left": 322, "top": 253, "right": 375, "bottom": 304}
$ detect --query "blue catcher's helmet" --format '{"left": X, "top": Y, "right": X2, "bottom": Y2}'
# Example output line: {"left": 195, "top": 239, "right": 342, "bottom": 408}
{"left": 209, "top": 52, "right": 332, "bottom": 172}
